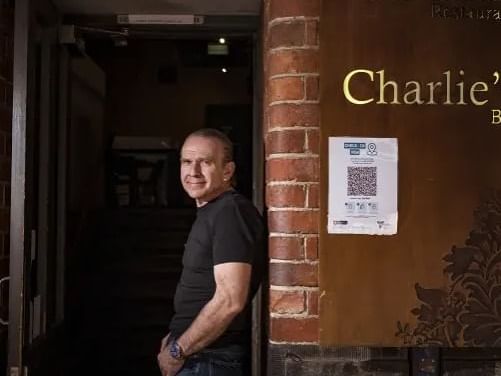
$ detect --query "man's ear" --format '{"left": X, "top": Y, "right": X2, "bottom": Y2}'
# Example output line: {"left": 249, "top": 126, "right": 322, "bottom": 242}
{"left": 224, "top": 161, "right": 236, "bottom": 181}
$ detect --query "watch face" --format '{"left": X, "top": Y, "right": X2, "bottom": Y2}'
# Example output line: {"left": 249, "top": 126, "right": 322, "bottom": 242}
{"left": 170, "top": 341, "right": 182, "bottom": 359}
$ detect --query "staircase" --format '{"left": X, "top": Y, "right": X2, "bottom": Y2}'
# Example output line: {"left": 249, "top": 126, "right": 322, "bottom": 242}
{"left": 66, "top": 208, "right": 195, "bottom": 376}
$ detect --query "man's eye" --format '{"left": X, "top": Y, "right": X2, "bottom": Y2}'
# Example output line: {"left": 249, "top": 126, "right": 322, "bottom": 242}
{"left": 202, "top": 160, "right": 211, "bottom": 165}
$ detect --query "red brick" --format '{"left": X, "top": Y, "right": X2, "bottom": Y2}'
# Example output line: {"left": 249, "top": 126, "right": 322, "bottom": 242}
{"left": 270, "top": 290, "right": 305, "bottom": 314}
{"left": 269, "top": 49, "right": 319, "bottom": 76}
{"left": 270, "top": 317, "right": 319, "bottom": 342}
{"left": 266, "top": 157, "right": 319, "bottom": 182}
{"left": 269, "top": 77, "right": 303, "bottom": 102}
{"left": 269, "top": 103, "right": 320, "bottom": 128}
{"left": 269, "top": 210, "right": 319, "bottom": 234}
{"left": 269, "top": 21, "right": 305, "bottom": 48}
{"left": 305, "top": 76, "right": 319, "bottom": 100}
{"left": 269, "top": 237, "right": 304, "bottom": 260}
{"left": 307, "top": 290, "right": 319, "bottom": 315}
{"left": 306, "top": 20, "right": 319, "bottom": 46}
{"left": 266, "top": 129, "right": 305, "bottom": 154}
{"left": 305, "top": 236, "right": 318, "bottom": 260}
{"left": 267, "top": 184, "right": 306, "bottom": 208}
{"left": 306, "top": 128, "right": 319, "bottom": 154}
{"left": 307, "top": 184, "right": 319, "bottom": 209}
{"left": 270, "top": 261, "right": 318, "bottom": 286}
{"left": 270, "top": 0, "right": 321, "bottom": 19}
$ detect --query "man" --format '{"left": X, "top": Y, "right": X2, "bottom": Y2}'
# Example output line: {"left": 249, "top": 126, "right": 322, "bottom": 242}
{"left": 157, "top": 128, "right": 265, "bottom": 376}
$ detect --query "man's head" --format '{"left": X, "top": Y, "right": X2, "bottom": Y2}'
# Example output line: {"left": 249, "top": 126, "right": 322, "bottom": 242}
{"left": 180, "top": 129, "right": 235, "bottom": 207}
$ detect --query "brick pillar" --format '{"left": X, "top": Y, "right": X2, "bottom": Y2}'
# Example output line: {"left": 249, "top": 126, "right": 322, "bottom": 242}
{"left": 0, "top": 1, "right": 13, "bottom": 367}
{"left": 264, "top": 0, "right": 321, "bottom": 350}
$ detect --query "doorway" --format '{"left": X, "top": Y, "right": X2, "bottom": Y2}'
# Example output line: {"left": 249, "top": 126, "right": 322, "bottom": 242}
{"left": 7, "top": 2, "right": 264, "bottom": 374}
{"left": 64, "top": 32, "right": 256, "bottom": 376}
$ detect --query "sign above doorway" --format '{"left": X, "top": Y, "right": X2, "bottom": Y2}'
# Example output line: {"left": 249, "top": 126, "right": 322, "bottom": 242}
{"left": 117, "top": 14, "right": 204, "bottom": 25}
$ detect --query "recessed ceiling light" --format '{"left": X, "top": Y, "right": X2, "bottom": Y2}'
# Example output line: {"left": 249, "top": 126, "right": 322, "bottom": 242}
{"left": 219, "top": 37, "right": 226, "bottom": 44}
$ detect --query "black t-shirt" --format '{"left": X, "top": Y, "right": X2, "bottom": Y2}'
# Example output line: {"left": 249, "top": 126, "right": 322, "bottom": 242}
{"left": 168, "top": 189, "right": 265, "bottom": 348}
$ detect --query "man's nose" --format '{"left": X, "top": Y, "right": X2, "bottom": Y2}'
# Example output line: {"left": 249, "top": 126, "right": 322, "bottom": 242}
{"left": 189, "top": 161, "right": 201, "bottom": 175}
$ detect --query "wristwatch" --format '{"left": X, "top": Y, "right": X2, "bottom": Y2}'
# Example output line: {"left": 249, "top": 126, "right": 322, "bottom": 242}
{"left": 169, "top": 340, "right": 186, "bottom": 360}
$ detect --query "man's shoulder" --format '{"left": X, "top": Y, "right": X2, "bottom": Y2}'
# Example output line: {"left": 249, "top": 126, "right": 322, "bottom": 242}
{"left": 220, "top": 191, "right": 260, "bottom": 213}
{"left": 210, "top": 190, "right": 262, "bottom": 222}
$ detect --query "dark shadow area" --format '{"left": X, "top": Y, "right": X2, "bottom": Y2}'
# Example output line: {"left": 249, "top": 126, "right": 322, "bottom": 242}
{"left": 61, "top": 35, "right": 253, "bottom": 376}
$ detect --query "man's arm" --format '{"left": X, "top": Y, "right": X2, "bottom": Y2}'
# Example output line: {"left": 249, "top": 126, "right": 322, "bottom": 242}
{"left": 177, "top": 262, "right": 251, "bottom": 355}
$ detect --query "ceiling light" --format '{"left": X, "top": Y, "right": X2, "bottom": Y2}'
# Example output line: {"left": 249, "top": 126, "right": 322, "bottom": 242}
{"left": 219, "top": 37, "right": 226, "bottom": 44}
{"left": 222, "top": 68, "right": 228, "bottom": 73}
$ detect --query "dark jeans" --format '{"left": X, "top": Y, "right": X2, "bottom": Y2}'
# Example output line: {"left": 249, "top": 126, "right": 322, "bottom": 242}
{"left": 177, "top": 345, "right": 249, "bottom": 376}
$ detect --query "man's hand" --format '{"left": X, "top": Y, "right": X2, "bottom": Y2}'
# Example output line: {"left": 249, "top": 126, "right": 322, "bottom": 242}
{"left": 157, "top": 347, "right": 184, "bottom": 376}
{"left": 160, "top": 333, "right": 171, "bottom": 352}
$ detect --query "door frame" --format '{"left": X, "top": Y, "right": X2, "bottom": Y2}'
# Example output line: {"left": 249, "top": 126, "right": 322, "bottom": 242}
{"left": 9, "top": 7, "right": 266, "bottom": 376}
{"left": 65, "top": 15, "right": 266, "bottom": 376}
{"left": 8, "top": 0, "right": 30, "bottom": 371}
{"left": 251, "top": 27, "right": 265, "bottom": 376}
{"left": 9, "top": 0, "right": 61, "bottom": 373}
{"left": 66, "top": 17, "right": 266, "bottom": 375}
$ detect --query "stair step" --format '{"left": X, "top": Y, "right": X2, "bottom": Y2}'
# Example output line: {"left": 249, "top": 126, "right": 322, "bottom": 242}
{"left": 69, "top": 207, "right": 193, "bottom": 375}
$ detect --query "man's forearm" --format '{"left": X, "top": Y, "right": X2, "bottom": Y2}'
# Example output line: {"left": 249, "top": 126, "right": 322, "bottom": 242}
{"left": 177, "top": 293, "right": 242, "bottom": 355}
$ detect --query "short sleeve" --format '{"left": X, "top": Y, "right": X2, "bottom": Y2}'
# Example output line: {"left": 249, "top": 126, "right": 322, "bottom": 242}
{"left": 212, "top": 201, "right": 262, "bottom": 265}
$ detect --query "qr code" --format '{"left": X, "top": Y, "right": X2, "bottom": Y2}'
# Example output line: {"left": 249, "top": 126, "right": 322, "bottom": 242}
{"left": 347, "top": 167, "right": 377, "bottom": 196}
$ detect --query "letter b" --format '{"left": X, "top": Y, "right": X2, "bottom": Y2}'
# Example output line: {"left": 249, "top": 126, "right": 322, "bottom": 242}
{"left": 492, "top": 109, "right": 501, "bottom": 125}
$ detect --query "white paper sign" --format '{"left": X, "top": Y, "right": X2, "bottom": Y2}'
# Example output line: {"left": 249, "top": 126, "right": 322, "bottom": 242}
{"left": 328, "top": 137, "right": 398, "bottom": 235}
{"left": 117, "top": 14, "right": 204, "bottom": 25}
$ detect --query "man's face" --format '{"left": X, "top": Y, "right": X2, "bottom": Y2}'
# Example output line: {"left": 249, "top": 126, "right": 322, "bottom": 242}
{"left": 180, "top": 135, "right": 234, "bottom": 206}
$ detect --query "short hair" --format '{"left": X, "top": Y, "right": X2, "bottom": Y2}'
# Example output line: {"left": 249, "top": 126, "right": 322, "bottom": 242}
{"left": 186, "top": 128, "right": 234, "bottom": 164}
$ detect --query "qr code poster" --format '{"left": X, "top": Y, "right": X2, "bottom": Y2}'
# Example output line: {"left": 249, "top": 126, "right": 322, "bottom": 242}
{"left": 328, "top": 137, "right": 398, "bottom": 235}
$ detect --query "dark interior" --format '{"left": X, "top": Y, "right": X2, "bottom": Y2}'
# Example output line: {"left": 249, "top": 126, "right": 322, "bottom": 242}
{"left": 60, "top": 34, "right": 254, "bottom": 376}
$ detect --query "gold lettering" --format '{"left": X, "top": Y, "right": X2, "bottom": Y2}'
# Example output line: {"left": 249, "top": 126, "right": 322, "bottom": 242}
{"left": 457, "top": 70, "right": 466, "bottom": 105}
{"left": 343, "top": 69, "right": 374, "bottom": 105}
{"left": 403, "top": 81, "right": 424, "bottom": 105}
{"left": 343, "top": 69, "right": 491, "bottom": 107}
{"left": 492, "top": 109, "right": 501, "bottom": 125}
{"left": 431, "top": 3, "right": 442, "bottom": 18}
{"left": 427, "top": 82, "right": 442, "bottom": 105}
{"left": 444, "top": 70, "right": 453, "bottom": 105}
{"left": 377, "top": 70, "right": 401, "bottom": 104}
{"left": 470, "top": 82, "right": 489, "bottom": 106}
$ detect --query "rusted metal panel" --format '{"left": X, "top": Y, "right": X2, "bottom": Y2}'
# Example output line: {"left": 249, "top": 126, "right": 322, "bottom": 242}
{"left": 320, "top": 0, "right": 501, "bottom": 348}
